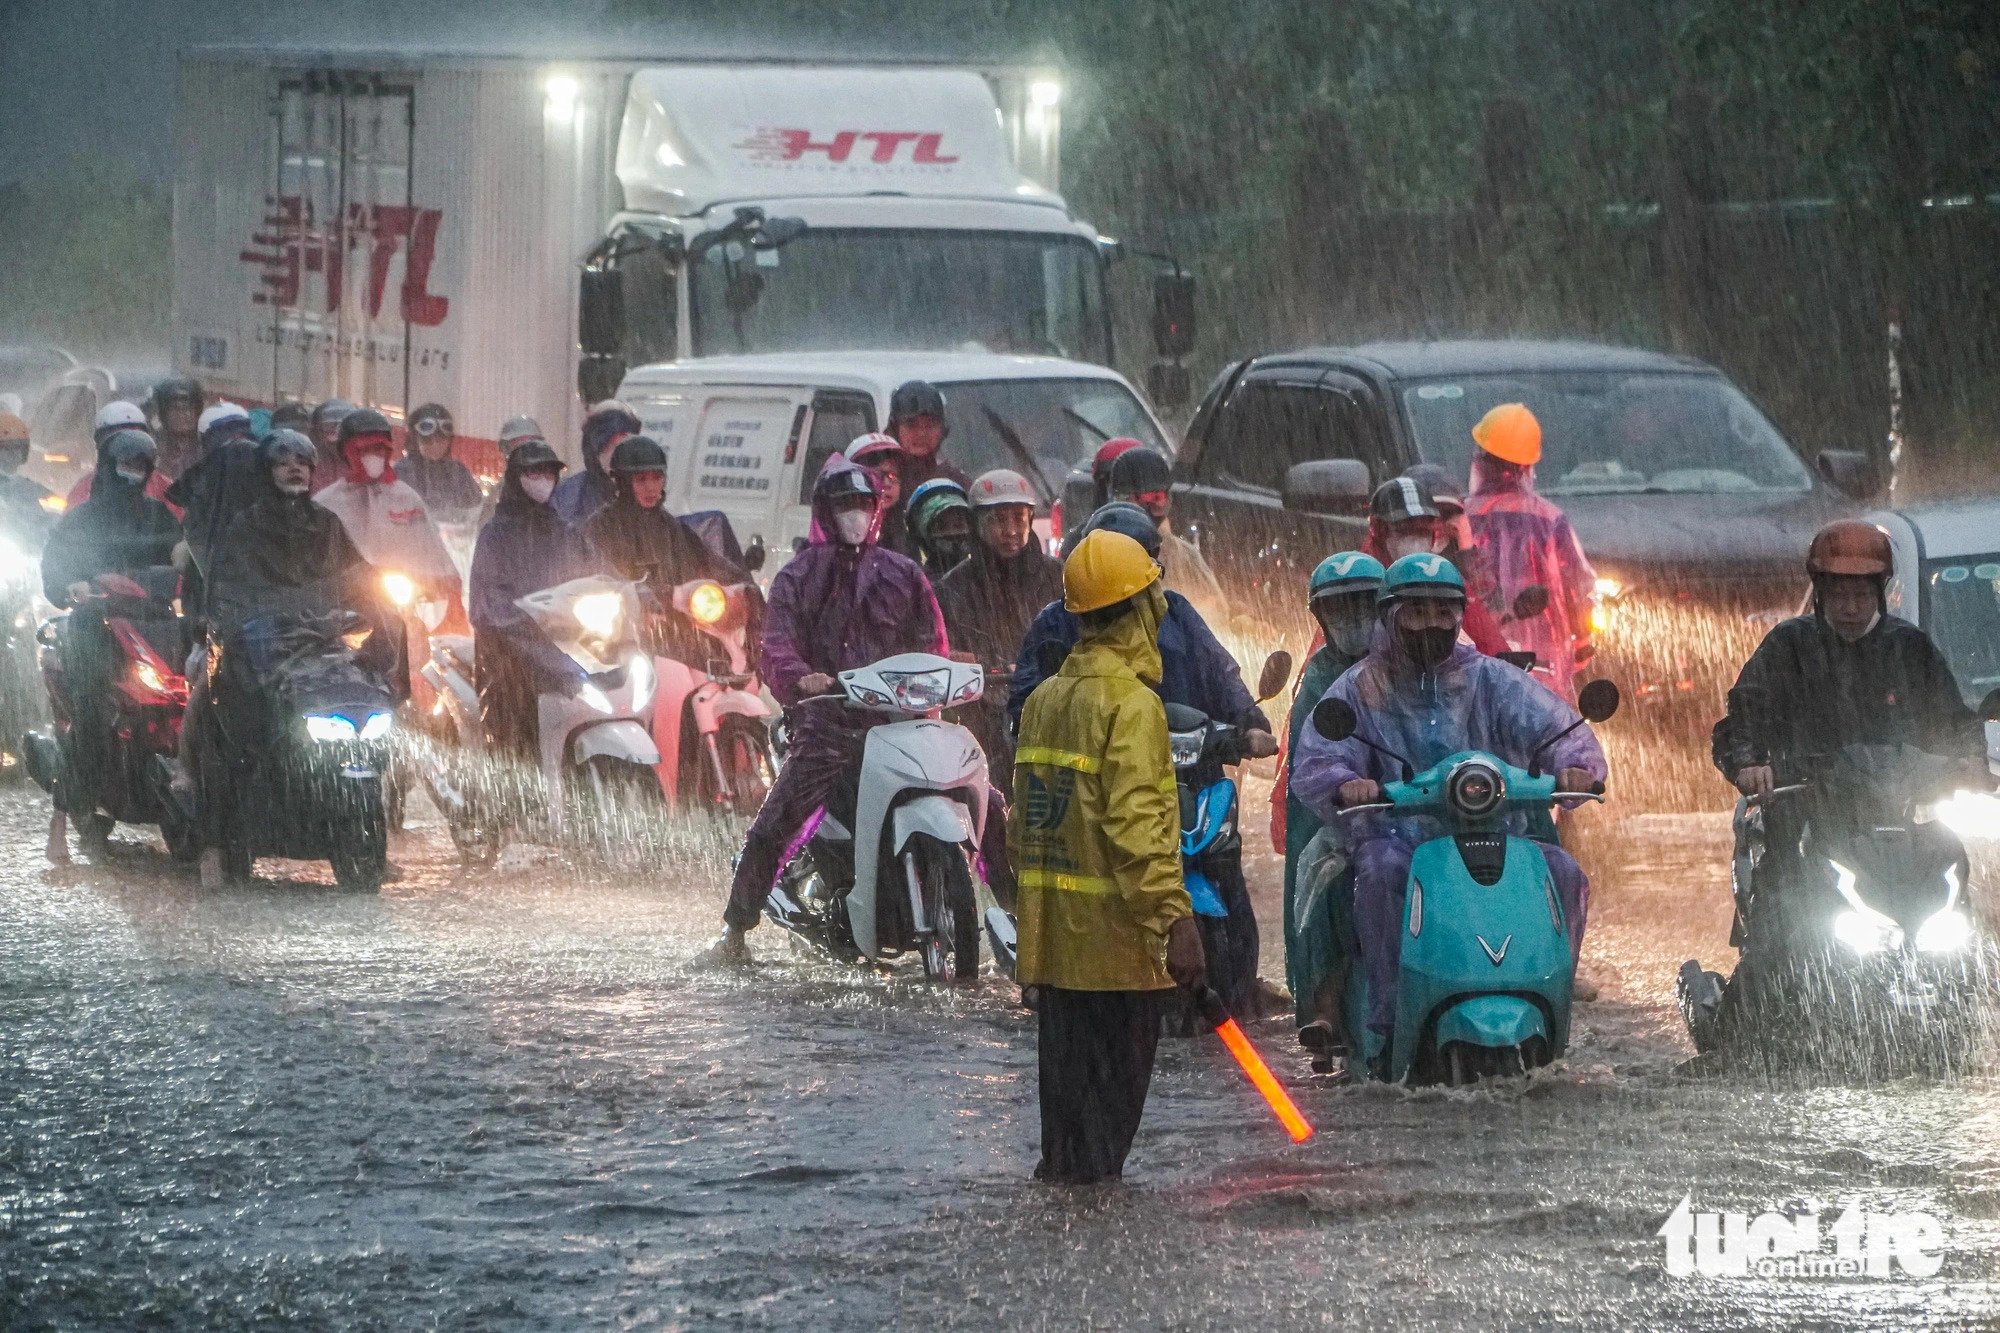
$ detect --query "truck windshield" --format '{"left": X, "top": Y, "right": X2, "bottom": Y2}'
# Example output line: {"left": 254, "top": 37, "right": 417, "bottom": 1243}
{"left": 938, "top": 378, "right": 1169, "bottom": 502}
{"left": 1401, "top": 372, "right": 1814, "bottom": 496}
{"left": 688, "top": 229, "right": 1110, "bottom": 365}
{"left": 1923, "top": 555, "right": 2000, "bottom": 708}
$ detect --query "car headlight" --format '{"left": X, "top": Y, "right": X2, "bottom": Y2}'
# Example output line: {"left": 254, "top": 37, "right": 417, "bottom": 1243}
{"left": 573, "top": 591, "right": 623, "bottom": 639}
{"left": 305, "top": 713, "right": 358, "bottom": 742}
{"left": 381, "top": 572, "right": 416, "bottom": 608}
{"left": 1830, "top": 860, "right": 1904, "bottom": 954}
{"left": 687, "top": 581, "right": 727, "bottom": 625}
{"left": 358, "top": 711, "right": 393, "bottom": 741}
{"left": 1915, "top": 908, "right": 1971, "bottom": 954}
{"left": 627, "top": 653, "right": 655, "bottom": 711}
{"left": 1169, "top": 728, "right": 1206, "bottom": 768}
{"left": 880, "top": 667, "right": 950, "bottom": 711}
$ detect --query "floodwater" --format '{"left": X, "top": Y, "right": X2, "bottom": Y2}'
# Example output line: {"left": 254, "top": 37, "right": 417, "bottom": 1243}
{"left": 4, "top": 781, "right": 1999, "bottom": 1331}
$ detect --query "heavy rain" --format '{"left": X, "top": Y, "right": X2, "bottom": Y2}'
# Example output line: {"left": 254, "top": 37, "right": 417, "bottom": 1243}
{"left": 3, "top": 1, "right": 1999, "bottom": 1328}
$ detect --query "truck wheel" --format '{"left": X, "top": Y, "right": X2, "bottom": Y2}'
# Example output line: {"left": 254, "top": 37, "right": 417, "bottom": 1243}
{"left": 911, "top": 834, "right": 980, "bottom": 982}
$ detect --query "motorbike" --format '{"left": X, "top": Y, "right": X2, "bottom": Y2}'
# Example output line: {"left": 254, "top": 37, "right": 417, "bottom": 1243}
{"left": 0, "top": 526, "right": 50, "bottom": 778}
{"left": 763, "top": 652, "right": 991, "bottom": 981}
{"left": 645, "top": 577, "right": 774, "bottom": 812}
{"left": 196, "top": 608, "right": 399, "bottom": 890}
{"left": 1311, "top": 678, "right": 1620, "bottom": 1085}
{"left": 377, "top": 569, "right": 450, "bottom": 830}
{"left": 1678, "top": 735, "right": 1997, "bottom": 1074}
{"left": 24, "top": 566, "right": 193, "bottom": 856}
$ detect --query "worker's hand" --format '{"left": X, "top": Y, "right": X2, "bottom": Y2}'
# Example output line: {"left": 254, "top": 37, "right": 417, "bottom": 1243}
{"left": 1337, "top": 778, "right": 1383, "bottom": 807}
{"left": 1242, "top": 728, "right": 1279, "bottom": 760}
{"left": 1166, "top": 916, "right": 1206, "bottom": 988}
{"left": 798, "top": 672, "right": 837, "bottom": 697}
{"left": 1734, "top": 765, "right": 1776, "bottom": 802}
{"left": 1556, "top": 766, "right": 1597, "bottom": 794}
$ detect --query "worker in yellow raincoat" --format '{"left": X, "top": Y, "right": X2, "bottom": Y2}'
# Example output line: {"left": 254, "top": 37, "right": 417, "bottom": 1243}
{"left": 1011, "top": 529, "right": 1206, "bottom": 1184}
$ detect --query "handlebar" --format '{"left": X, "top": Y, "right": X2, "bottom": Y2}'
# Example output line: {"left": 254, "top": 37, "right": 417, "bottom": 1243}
{"left": 1746, "top": 782, "right": 1810, "bottom": 808}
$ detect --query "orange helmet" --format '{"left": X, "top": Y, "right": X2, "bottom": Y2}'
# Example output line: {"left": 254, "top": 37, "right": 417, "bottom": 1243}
{"left": 1805, "top": 519, "right": 1892, "bottom": 578}
{"left": 1471, "top": 402, "right": 1542, "bottom": 466}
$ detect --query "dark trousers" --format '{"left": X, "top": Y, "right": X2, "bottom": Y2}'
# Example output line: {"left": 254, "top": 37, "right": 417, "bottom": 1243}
{"left": 1035, "top": 987, "right": 1167, "bottom": 1184}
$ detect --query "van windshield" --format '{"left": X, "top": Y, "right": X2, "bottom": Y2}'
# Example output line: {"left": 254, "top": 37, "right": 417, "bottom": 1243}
{"left": 1401, "top": 371, "right": 1814, "bottom": 496}
{"left": 937, "top": 378, "right": 1169, "bottom": 502}
{"left": 1923, "top": 555, "right": 2000, "bottom": 708}
{"left": 688, "top": 229, "right": 1110, "bottom": 366}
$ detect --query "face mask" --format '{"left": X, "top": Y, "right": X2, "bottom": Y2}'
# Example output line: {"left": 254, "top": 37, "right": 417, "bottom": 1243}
{"left": 930, "top": 537, "right": 971, "bottom": 567}
{"left": 361, "top": 454, "right": 387, "bottom": 479}
{"left": 1404, "top": 625, "right": 1458, "bottom": 670}
{"left": 522, "top": 474, "right": 557, "bottom": 504}
{"left": 833, "top": 509, "right": 873, "bottom": 546}
{"left": 1387, "top": 534, "right": 1441, "bottom": 560}
{"left": 276, "top": 478, "right": 311, "bottom": 497}
{"left": 116, "top": 465, "right": 149, "bottom": 486}
{"left": 1317, "top": 610, "right": 1373, "bottom": 659}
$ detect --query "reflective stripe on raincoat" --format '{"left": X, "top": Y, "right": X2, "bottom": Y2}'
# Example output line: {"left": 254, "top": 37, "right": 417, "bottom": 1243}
{"left": 1010, "top": 587, "right": 1190, "bottom": 991}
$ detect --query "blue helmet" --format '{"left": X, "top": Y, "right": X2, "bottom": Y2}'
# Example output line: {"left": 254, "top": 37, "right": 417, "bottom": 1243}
{"left": 1309, "top": 551, "right": 1386, "bottom": 601}
{"left": 1379, "top": 552, "right": 1467, "bottom": 602}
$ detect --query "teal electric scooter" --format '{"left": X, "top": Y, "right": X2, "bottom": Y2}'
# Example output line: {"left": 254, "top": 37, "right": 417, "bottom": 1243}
{"left": 1312, "top": 679, "right": 1619, "bottom": 1085}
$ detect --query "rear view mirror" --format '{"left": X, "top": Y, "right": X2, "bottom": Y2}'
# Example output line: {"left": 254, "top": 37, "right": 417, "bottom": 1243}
{"left": 743, "top": 536, "right": 767, "bottom": 574}
{"left": 1283, "top": 459, "right": 1372, "bottom": 516}
{"left": 1578, "top": 678, "right": 1620, "bottom": 724}
{"left": 753, "top": 215, "right": 808, "bottom": 249}
{"left": 1255, "top": 650, "right": 1294, "bottom": 703}
{"left": 1816, "top": 449, "right": 1883, "bottom": 500}
{"left": 1312, "top": 697, "right": 1358, "bottom": 742}
{"left": 1510, "top": 584, "right": 1549, "bottom": 620}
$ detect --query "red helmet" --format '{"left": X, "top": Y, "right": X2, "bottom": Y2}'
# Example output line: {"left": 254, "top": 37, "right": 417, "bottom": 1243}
{"left": 1806, "top": 520, "right": 1892, "bottom": 578}
{"left": 1091, "top": 437, "right": 1143, "bottom": 482}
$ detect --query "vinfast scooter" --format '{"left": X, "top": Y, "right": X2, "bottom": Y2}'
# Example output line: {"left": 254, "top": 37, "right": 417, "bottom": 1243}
{"left": 1312, "top": 678, "right": 1620, "bottom": 1085}
{"left": 763, "top": 651, "right": 990, "bottom": 981}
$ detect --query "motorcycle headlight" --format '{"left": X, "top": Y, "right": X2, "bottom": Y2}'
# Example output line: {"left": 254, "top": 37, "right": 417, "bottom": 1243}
{"left": 627, "top": 653, "right": 655, "bottom": 711}
{"left": 305, "top": 713, "right": 358, "bottom": 742}
{"left": 1830, "top": 860, "right": 1904, "bottom": 954}
{"left": 358, "top": 711, "right": 393, "bottom": 741}
{"left": 381, "top": 571, "right": 416, "bottom": 608}
{"left": 879, "top": 667, "right": 950, "bottom": 711}
{"left": 687, "top": 581, "right": 727, "bottom": 625}
{"left": 1169, "top": 728, "right": 1206, "bottom": 769}
{"left": 1446, "top": 757, "right": 1506, "bottom": 818}
{"left": 573, "top": 592, "right": 623, "bottom": 640}
{"left": 1915, "top": 908, "right": 1971, "bottom": 954}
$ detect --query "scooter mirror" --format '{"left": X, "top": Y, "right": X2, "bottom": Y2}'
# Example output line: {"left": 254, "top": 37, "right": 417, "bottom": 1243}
{"left": 1511, "top": 584, "right": 1550, "bottom": 620}
{"left": 1255, "top": 650, "right": 1294, "bottom": 703}
{"left": 1980, "top": 687, "right": 2000, "bottom": 722}
{"left": 1578, "top": 678, "right": 1620, "bottom": 724}
{"left": 743, "top": 536, "right": 767, "bottom": 573}
{"left": 1313, "top": 697, "right": 1358, "bottom": 742}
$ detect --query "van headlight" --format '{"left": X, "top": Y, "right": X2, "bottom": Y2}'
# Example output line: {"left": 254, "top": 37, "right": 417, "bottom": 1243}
{"left": 305, "top": 713, "right": 358, "bottom": 742}
{"left": 879, "top": 667, "right": 949, "bottom": 711}
{"left": 573, "top": 591, "right": 623, "bottom": 639}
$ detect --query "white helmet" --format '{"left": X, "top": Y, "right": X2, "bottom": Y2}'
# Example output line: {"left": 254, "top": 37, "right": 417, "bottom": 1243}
{"left": 969, "top": 468, "right": 1037, "bottom": 509}
{"left": 197, "top": 402, "right": 250, "bottom": 435}
{"left": 94, "top": 400, "right": 148, "bottom": 434}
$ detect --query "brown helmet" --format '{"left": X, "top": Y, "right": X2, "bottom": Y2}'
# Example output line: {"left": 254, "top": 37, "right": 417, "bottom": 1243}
{"left": 1806, "top": 519, "right": 1892, "bottom": 578}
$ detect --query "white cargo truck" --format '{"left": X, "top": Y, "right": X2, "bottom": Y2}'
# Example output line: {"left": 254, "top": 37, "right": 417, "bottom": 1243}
{"left": 173, "top": 49, "right": 1197, "bottom": 467}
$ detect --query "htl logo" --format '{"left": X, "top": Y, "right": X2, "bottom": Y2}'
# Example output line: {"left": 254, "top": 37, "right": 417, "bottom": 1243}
{"left": 736, "top": 129, "right": 959, "bottom": 165}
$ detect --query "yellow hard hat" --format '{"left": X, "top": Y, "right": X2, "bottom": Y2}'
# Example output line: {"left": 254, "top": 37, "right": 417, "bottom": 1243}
{"left": 0, "top": 412, "right": 27, "bottom": 443}
{"left": 1471, "top": 402, "right": 1542, "bottom": 466}
{"left": 1063, "top": 529, "right": 1163, "bottom": 613}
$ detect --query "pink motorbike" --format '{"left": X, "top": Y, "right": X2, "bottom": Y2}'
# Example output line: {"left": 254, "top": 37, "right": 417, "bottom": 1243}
{"left": 647, "top": 578, "right": 774, "bottom": 812}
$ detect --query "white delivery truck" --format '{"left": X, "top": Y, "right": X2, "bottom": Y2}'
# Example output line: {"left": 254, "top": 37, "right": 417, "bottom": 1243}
{"left": 172, "top": 49, "right": 1198, "bottom": 468}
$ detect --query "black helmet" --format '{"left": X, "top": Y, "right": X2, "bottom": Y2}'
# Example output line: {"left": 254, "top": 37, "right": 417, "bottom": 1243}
{"left": 311, "top": 398, "right": 358, "bottom": 432}
{"left": 1077, "top": 500, "right": 1164, "bottom": 559}
{"left": 1107, "top": 447, "right": 1172, "bottom": 496}
{"left": 1370, "top": 475, "right": 1439, "bottom": 523}
{"left": 336, "top": 408, "right": 394, "bottom": 446}
{"left": 259, "top": 428, "right": 317, "bottom": 469}
{"left": 270, "top": 401, "right": 312, "bottom": 433}
{"left": 102, "top": 429, "right": 159, "bottom": 471}
{"left": 888, "top": 380, "right": 948, "bottom": 435}
{"left": 506, "top": 439, "right": 565, "bottom": 477}
{"left": 610, "top": 435, "right": 669, "bottom": 474}
{"left": 150, "top": 376, "right": 204, "bottom": 413}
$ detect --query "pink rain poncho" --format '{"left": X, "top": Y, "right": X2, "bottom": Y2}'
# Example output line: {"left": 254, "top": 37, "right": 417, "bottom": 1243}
{"left": 1463, "top": 456, "right": 1597, "bottom": 699}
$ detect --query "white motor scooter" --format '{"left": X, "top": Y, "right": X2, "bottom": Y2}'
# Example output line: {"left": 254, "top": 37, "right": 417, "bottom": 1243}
{"left": 764, "top": 652, "right": 990, "bottom": 980}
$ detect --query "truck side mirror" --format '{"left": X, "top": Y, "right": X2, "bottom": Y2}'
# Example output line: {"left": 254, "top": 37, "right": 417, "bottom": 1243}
{"left": 1312, "top": 697, "right": 1358, "bottom": 742}
{"left": 578, "top": 266, "right": 624, "bottom": 357}
{"left": 1816, "top": 449, "right": 1883, "bottom": 500}
{"left": 1151, "top": 270, "right": 1195, "bottom": 359}
{"left": 1282, "top": 459, "right": 1372, "bottom": 516}
{"left": 1255, "top": 650, "right": 1294, "bottom": 703}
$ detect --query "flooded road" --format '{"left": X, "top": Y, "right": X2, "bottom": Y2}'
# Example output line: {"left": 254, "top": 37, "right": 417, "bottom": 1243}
{"left": 4, "top": 783, "right": 1999, "bottom": 1330}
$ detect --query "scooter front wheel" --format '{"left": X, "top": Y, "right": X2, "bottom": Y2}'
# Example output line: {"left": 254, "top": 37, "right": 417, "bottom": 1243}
{"left": 909, "top": 834, "right": 980, "bottom": 982}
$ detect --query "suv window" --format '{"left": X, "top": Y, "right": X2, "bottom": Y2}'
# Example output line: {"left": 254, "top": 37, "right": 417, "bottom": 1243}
{"left": 1197, "top": 376, "right": 1387, "bottom": 493}
{"left": 796, "top": 391, "right": 877, "bottom": 503}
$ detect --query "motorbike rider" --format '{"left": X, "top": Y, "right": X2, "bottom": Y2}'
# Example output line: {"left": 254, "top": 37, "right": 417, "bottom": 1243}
{"left": 886, "top": 380, "right": 967, "bottom": 492}
{"left": 147, "top": 376, "right": 205, "bottom": 479}
{"left": 468, "top": 440, "right": 601, "bottom": 759}
{"left": 269, "top": 402, "right": 312, "bottom": 436}
{"left": 307, "top": 399, "right": 358, "bottom": 493}
{"left": 1689, "top": 519, "right": 1988, "bottom": 1040}
{"left": 1462, "top": 403, "right": 1597, "bottom": 698}
{"left": 66, "top": 402, "right": 181, "bottom": 514}
{"left": 1012, "top": 529, "right": 1206, "bottom": 1184}
{"left": 551, "top": 400, "right": 642, "bottom": 528}
{"left": 1105, "top": 446, "right": 1228, "bottom": 624}
{"left": 707, "top": 453, "right": 981, "bottom": 964}
{"left": 935, "top": 469, "right": 1061, "bottom": 795}
{"left": 905, "top": 476, "right": 975, "bottom": 575}
{"left": 584, "top": 434, "right": 757, "bottom": 663}
{"left": 1280, "top": 552, "right": 1385, "bottom": 1044}
{"left": 313, "top": 410, "right": 463, "bottom": 608}
{"left": 39, "top": 429, "right": 182, "bottom": 861}
{"left": 846, "top": 432, "right": 916, "bottom": 559}
{"left": 1290, "top": 553, "right": 1606, "bottom": 1068}
{"left": 0, "top": 412, "right": 57, "bottom": 540}
{"left": 479, "top": 415, "right": 547, "bottom": 528}
{"left": 1364, "top": 476, "right": 1508, "bottom": 656}
{"left": 399, "top": 403, "right": 483, "bottom": 513}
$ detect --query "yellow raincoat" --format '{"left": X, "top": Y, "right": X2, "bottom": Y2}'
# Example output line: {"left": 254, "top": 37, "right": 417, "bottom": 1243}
{"left": 1010, "top": 585, "right": 1190, "bottom": 991}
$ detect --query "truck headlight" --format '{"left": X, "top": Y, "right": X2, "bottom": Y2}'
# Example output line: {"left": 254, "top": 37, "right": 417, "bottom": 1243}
{"left": 573, "top": 591, "right": 623, "bottom": 639}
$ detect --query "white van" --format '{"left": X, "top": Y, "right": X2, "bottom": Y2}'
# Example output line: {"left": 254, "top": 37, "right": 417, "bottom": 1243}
{"left": 618, "top": 351, "right": 1173, "bottom": 563}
